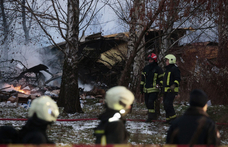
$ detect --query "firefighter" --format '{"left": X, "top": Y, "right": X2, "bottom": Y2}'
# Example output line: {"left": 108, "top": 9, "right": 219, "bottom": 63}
{"left": 94, "top": 86, "right": 135, "bottom": 145}
{"left": 140, "top": 53, "right": 163, "bottom": 122}
{"left": 166, "top": 89, "right": 220, "bottom": 145}
{"left": 0, "top": 126, "right": 18, "bottom": 144}
{"left": 162, "top": 54, "right": 181, "bottom": 124}
{"left": 18, "top": 96, "right": 59, "bottom": 144}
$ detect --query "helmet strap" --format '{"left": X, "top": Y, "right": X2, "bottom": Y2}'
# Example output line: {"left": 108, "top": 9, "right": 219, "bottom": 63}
{"left": 119, "top": 101, "right": 126, "bottom": 108}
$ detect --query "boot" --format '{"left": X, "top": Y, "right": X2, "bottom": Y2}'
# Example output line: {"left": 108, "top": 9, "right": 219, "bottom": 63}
{"left": 145, "top": 113, "right": 157, "bottom": 122}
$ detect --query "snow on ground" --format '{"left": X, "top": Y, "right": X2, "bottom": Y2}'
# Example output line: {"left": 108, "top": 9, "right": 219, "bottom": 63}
{"left": 0, "top": 101, "right": 228, "bottom": 145}
{"left": 0, "top": 119, "right": 169, "bottom": 144}
{"left": 0, "top": 101, "right": 169, "bottom": 144}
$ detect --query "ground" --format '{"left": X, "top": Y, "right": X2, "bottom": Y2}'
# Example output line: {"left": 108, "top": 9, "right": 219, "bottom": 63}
{"left": 0, "top": 98, "right": 228, "bottom": 145}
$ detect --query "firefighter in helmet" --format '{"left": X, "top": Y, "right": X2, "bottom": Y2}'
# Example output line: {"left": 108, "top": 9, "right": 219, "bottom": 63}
{"left": 140, "top": 53, "right": 163, "bottom": 122}
{"left": 19, "top": 96, "right": 59, "bottom": 144}
{"left": 162, "top": 54, "right": 181, "bottom": 124}
{"left": 94, "top": 86, "right": 135, "bottom": 145}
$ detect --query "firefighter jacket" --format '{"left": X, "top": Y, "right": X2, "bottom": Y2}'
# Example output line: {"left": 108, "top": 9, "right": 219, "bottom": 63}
{"left": 166, "top": 107, "right": 220, "bottom": 145}
{"left": 94, "top": 108, "right": 130, "bottom": 145}
{"left": 140, "top": 62, "right": 163, "bottom": 93}
{"left": 18, "top": 114, "right": 54, "bottom": 144}
{"left": 0, "top": 126, "right": 19, "bottom": 144}
{"left": 162, "top": 64, "right": 181, "bottom": 93}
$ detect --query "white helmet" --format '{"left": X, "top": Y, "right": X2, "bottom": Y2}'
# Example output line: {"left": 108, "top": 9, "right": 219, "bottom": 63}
{"left": 165, "top": 54, "right": 176, "bottom": 64}
{"left": 28, "top": 96, "right": 59, "bottom": 122}
{"left": 105, "top": 86, "right": 135, "bottom": 111}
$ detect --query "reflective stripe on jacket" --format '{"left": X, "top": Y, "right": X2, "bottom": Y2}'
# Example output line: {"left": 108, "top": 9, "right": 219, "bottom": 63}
{"left": 94, "top": 109, "right": 129, "bottom": 145}
{"left": 94, "top": 129, "right": 107, "bottom": 145}
{"left": 162, "top": 64, "right": 181, "bottom": 93}
{"left": 140, "top": 62, "right": 163, "bottom": 93}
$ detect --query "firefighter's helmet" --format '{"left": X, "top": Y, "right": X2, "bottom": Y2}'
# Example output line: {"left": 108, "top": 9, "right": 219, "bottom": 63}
{"left": 165, "top": 54, "right": 176, "bottom": 64}
{"left": 28, "top": 96, "right": 59, "bottom": 122}
{"left": 105, "top": 86, "right": 135, "bottom": 111}
{"left": 147, "top": 53, "right": 157, "bottom": 62}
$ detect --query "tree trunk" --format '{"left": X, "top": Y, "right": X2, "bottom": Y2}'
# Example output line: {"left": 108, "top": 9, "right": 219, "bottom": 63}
{"left": 59, "top": 0, "right": 82, "bottom": 113}
{"left": 0, "top": 0, "right": 9, "bottom": 62}
{"left": 63, "top": 57, "right": 82, "bottom": 113}
{"left": 118, "top": 1, "right": 135, "bottom": 87}
{"left": 119, "top": 0, "right": 145, "bottom": 93}
{"left": 131, "top": 0, "right": 145, "bottom": 100}
{"left": 58, "top": 60, "right": 66, "bottom": 107}
{"left": 218, "top": 0, "right": 228, "bottom": 68}
{"left": 118, "top": 47, "right": 138, "bottom": 87}
{"left": 22, "top": 0, "right": 30, "bottom": 44}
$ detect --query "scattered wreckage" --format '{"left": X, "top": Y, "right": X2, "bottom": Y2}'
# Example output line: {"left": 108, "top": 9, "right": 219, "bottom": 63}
{"left": 0, "top": 59, "right": 62, "bottom": 88}
{"left": 0, "top": 84, "right": 59, "bottom": 107}
{"left": 0, "top": 60, "right": 106, "bottom": 107}
{"left": 0, "top": 84, "right": 106, "bottom": 108}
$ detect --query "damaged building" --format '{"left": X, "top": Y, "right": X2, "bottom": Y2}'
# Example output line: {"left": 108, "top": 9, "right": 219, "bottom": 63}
{"left": 0, "top": 29, "right": 222, "bottom": 105}
{"left": 43, "top": 28, "right": 189, "bottom": 87}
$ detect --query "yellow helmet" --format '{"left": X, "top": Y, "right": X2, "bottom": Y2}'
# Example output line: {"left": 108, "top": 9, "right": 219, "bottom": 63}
{"left": 28, "top": 96, "right": 59, "bottom": 122}
{"left": 165, "top": 54, "right": 176, "bottom": 64}
{"left": 105, "top": 86, "right": 135, "bottom": 111}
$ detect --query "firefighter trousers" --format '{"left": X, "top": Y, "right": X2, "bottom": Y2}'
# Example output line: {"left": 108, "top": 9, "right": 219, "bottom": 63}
{"left": 163, "top": 92, "right": 177, "bottom": 120}
{"left": 144, "top": 92, "right": 158, "bottom": 112}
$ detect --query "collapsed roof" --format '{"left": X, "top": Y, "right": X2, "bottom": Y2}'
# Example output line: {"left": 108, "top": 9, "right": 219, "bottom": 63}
{"left": 46, "top": 29, "right": 189, "bottom": 87}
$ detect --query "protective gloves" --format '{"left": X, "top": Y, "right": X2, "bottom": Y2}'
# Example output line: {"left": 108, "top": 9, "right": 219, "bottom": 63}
{"left": 170, "top": 84, "right": 176, "bottom": 92}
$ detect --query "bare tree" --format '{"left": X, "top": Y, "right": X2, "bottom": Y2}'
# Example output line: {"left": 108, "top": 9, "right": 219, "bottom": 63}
{"left": 15, "top": 0, "right": 105, "bottom": 113}
{"left": 21, "top": 0, "right": 35, "bottom": 44}
{"left": 216, "top": 0, "right": 228, "bottom": 67}
{"left": 58, "top": 0, "right": 81, "bottom": 113}
{"left": 0, "top": 0, "right": 46, "bottom": 70}
{"left": 108, "top": 0, "right": 220, "bottom": 105}
{"left": 109, "top": 0, "right": 166, "bottom": 88}
{"left": 0, "top": 0, "right": 11, "bottom": 62}
{"left": 128, "top": 0, "right": 146, "bottom": 98}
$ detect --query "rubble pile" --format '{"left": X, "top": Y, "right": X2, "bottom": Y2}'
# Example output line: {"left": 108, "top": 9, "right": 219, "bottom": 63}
{"left": 0, "top": 85, "right": 60, "bottom": 108}
{"left": 0, "top": 84, "right": 107, "bottom": 108}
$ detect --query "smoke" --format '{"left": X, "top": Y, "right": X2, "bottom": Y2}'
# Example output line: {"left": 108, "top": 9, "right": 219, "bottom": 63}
{"left": 78, "top": 79, "right": 93, "bottom": 91}
{"left": 10, "top": 44, "right": 43, "bottom": 68}
{"left": 1, "top": 42, "right": 96, "bottom": 90}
